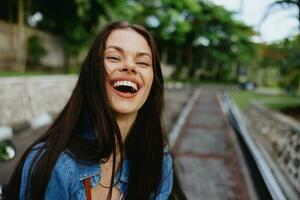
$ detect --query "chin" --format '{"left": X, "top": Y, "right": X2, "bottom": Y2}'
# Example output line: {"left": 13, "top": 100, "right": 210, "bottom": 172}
{"left": 111, "top": 103, "right": 139, "bottom": 116}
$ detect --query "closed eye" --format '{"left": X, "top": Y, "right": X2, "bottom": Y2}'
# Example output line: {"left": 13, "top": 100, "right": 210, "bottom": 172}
{"left": 137, "top": 62, "right": 150, "bottom": 66}
{"left": 106, "top": 56, "right": 121, "bottom": 62}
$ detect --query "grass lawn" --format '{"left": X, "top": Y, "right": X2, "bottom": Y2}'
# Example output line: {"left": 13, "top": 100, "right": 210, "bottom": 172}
{"left": 0, "top": 71, "right": 50, "bottom": 77}
{"left": 0, "top": 68, "right": 79, "bottom": 77}
{"left": 230, "top": 90, "right": 300, "bottom": 111}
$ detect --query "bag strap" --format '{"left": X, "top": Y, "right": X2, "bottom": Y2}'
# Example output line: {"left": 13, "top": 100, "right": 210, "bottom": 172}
{"left": 84, "top": 177, "right": 92, "bottom": 200}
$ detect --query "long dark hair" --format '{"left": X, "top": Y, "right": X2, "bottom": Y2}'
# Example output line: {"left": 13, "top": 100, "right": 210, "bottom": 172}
{"left": 5, "top": 21, "right": 186, "bottom": 200}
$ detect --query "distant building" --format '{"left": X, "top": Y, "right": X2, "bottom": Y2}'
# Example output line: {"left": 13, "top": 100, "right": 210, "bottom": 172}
{"left": 0, "top": 20, "right": 65, "bottom": 71}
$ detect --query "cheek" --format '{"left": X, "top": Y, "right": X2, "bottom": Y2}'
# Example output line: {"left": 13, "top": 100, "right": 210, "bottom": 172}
{"left": 145, "top": 70, "right": 154, "bottom": 88}
{"left": 104, "top": 60, "right": 120, "bottom": 73}
{"left": 104, "top": 63, "right": 110, "bottom": 74}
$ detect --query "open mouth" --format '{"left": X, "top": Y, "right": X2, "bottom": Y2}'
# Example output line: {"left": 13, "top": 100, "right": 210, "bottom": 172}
{"left": 111, "top": 80, "right": 140, "bottom": 94}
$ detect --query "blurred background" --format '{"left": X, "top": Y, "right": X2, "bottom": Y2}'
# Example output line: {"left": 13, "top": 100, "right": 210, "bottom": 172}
{"left": 0, "top": 0, "right": 300, "bottom": 199}
{"left": 0, "top": 0, "right": 299, "bottom": 89}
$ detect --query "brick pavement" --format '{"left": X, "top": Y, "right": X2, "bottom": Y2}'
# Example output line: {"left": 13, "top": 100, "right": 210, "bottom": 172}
{"left": 173, "top": 88, "right": 253, "bottom": 200}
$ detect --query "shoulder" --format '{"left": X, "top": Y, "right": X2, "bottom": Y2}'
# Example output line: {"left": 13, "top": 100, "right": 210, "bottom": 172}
{"left": 20, "top": 143, "right": 80, "bottom": 199}
{"left": 23, "top": 143, "right": 78, "bottom": 176}
{"left": 45, "top": 150, "right": 81, "bottom": 198}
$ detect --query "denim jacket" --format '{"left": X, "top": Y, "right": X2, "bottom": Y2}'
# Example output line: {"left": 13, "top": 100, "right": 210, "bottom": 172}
{"left": 19, "top": 132, "right": 173, "bottom": 199}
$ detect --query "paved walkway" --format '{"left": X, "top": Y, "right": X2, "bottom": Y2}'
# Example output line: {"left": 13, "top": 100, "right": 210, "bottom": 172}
{"left": 173, "top": 87, "right": 254, "bottom": 200}
{"left": 0, "top": 88, "right": 193, "bottom": 184}
{"left": 1, "top": 86, "right": 255, "bottom": 199}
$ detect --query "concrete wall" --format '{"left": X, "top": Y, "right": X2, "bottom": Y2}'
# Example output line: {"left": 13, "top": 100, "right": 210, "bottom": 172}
{"left": 245, "top": 104, "right": 300, "bottom": 199}
{"left": 0, "top": 21, "right": 18, "bottom": 70}
{"left": 0, "top": 20, "right": 65, "bottom": 70}
{"left": 0, "top": 75, "right": 77, "bottom": 126}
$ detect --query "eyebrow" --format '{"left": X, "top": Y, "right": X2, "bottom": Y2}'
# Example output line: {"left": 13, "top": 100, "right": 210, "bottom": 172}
{"left": 105, "top": 45, "right": 152, "bottom": 58}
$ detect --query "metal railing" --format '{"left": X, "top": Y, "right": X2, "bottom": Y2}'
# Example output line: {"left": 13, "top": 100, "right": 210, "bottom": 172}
{"left": 221, "top": 93, "right": 286, "bottom": 200}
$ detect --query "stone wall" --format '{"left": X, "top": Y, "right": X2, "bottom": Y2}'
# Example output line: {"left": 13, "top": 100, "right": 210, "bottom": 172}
{"left": 0, "top": 75, "right": 77, "bottom": 126}
{"left": 0, "top": 20, "right": 65, "bottom": 70}
{"left": 245, "top": 104, "right": 300, "bottom": 199}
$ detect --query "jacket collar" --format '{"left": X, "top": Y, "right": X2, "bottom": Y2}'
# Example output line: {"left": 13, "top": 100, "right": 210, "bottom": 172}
{"left": 76, "top": 128, "right": 129, "bottom": 182}
{"left": 76, "top": 122, "right": 130, "bottom": 182}
{"left": 77, "top": 157, "right": 129, "bottom": 183}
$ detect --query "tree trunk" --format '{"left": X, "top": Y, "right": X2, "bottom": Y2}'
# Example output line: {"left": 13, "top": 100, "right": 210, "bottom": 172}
{"left": 15, "top": 0, "right": 26, "bottom": 72}
{"left": 171, "top": 49, "right": 183, "bottom": 79}
{"left": 198, "top": 58, "right": 206, "bottom": 80}
{"left": 161, "top": 46, "right": 168, "bottom": 64}
{"left": 214, "top": 63, "right": 223, "bottom": 81}
{"left": 8, "top": 0, "right": 15, "bottom": 69}
{"left": 261, "top": 65, "right": 267, "bottom": 86}
{"left": 186, "top": 44, "right": 194, "bottom": 79}
{"left": 236, "top": 62, "right": 240, "bottom": 81}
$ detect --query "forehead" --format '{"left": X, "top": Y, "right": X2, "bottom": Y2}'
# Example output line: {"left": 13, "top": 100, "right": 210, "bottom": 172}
{"left": 105, "top": 29, "right": 152, "bottom": 56}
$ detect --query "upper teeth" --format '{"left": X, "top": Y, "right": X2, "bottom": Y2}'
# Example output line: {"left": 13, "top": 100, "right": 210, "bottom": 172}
{"left": 112, "top": 80, "right": 138, "bottom": 91}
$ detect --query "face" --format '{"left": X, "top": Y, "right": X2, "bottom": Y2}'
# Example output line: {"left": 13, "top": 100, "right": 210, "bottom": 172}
{"left": 104, "top": 29, "right": 154, "bottom": 118}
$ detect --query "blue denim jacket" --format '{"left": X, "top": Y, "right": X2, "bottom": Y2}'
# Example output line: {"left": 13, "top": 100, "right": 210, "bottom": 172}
{"left": 19, "top": 134, "right": 173, "bottom": 199}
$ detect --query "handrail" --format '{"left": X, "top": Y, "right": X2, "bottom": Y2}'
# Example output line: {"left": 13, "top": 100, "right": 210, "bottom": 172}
{"left": 221, "top": 93, "right": 286, "bottom": 200}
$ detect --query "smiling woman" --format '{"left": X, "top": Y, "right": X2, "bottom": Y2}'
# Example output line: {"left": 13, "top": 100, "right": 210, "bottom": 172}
{"left": 105, "top": 29, "right": 154, "bottom": 119}
{"left": 4, "top": 21, "right": 186, "bottom": 200}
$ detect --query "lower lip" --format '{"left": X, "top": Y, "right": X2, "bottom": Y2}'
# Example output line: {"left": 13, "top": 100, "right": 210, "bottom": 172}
{"left": 111, "top": 85, "right": 139, "bottom": 99}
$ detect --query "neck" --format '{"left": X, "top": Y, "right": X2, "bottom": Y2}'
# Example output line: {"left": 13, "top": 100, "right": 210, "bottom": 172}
{"left": 115, "top": 112, "right": 137, "bottom": 142}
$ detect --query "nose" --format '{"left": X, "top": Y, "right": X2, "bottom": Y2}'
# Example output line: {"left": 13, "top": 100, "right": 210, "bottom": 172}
{"left": 119, "top": 59, "right": 137, "bottom": 74}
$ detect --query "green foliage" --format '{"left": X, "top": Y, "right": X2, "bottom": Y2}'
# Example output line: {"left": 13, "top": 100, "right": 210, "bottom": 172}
{"left": 255, "top": 34, "right": 300, "bottom": 95}
{"left": 259, "top": 36, "right": 300, "bottom": 94}
{"left": 130, "top": 0, "right": 257, "bottom": 82}
{"left": 279, "top": 37, "right": 300, "bottom": 94}
{"left": 27, "top": 35, "right": 47, "bottom": 65}
{"left": 29, "top": 0, "right": 130, "bottom": 56}
{"left": 259, "top": 0, "right": 300, "bottom": 92}
{"left": 0, "top": 141, "right": 13, "bottom": 161}
{"left": 230, "top": 91, "right": 268, "bottom": 110}
{"left": 2, "top": 0, "right": 257, "bottom": 79}
{"left": 266, "top": 101, "right": 300, "bottom": 110}
{"left": 230, "top": 90, "right": 300, "bottom": 110}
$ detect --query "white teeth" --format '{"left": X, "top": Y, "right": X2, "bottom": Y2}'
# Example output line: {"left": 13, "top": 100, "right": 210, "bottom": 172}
{"left": 129, "top": 82, "right": 133, "bottom": 88}
{"left": 112, "top": 80, "right": 138, "bottom": 91}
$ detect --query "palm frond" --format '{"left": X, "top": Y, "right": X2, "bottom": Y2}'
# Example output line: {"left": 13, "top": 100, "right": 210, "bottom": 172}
{"left": 259, "top": 0, "right": 299, "bottom": 27}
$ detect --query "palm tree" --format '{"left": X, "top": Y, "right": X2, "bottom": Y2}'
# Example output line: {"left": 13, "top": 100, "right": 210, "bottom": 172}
{"left": 262, "top": 1, "right": 300, "bottom": 94}
{"left": 263, "top": 0, "right": 300, "bottom": 31}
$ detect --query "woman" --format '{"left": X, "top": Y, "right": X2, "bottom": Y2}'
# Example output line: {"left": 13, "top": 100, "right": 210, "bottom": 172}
{"left": 5, "top": 21, "right": 186, "bottom": 200}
